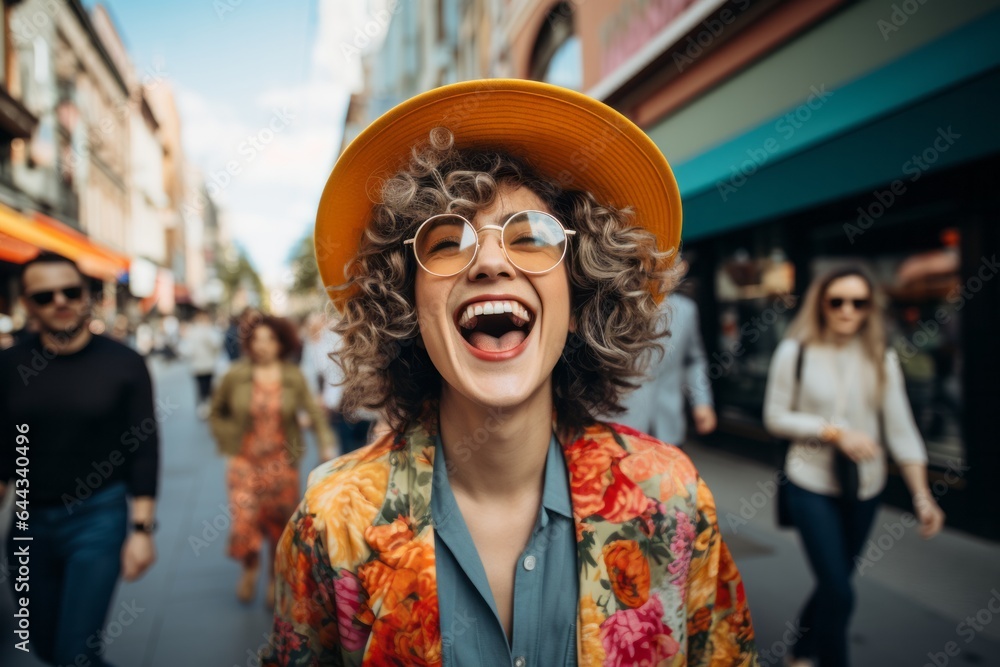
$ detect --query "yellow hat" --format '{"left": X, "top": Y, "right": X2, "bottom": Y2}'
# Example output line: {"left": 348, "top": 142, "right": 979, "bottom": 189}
{"left": 315, "top": 78, "right": 682, "bottom": 308}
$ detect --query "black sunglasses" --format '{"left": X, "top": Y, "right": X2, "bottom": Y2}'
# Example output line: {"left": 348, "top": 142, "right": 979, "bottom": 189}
{"left": 826, "top": 297, "right": 871, "bottom": 310}
{"left": 27, "top": 285, "right": 85, "bottom": 306}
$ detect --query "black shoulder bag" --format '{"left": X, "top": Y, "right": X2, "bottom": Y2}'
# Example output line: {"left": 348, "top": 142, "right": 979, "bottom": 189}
{"left": 776, "top": 343, "right": 864, "bottom": 529}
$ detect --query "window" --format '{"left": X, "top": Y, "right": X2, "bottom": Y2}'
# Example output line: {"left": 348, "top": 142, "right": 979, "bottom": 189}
{"left": 530, "top": 3, "right": 582, "bottom": 91}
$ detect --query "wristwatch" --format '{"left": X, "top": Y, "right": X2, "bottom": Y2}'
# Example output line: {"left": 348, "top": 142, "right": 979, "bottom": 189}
{"left": 132, "top": 519, "right": 158, "bottom": 535}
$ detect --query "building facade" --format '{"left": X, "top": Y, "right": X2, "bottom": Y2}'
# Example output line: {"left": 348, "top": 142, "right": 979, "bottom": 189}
{"left": 0, "top": 1, "right": 215, "bottom": 326}
{"left": 353, "top": 0, "right": 1000, "bottom": 538}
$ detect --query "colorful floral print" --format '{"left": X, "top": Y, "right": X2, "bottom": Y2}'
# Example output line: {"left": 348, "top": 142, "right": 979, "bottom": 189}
{"left": 260, "top": 413, "right": 759, "bottom": 666}
{"left": 227, "top": 379, "right": 300, "bottom": 566}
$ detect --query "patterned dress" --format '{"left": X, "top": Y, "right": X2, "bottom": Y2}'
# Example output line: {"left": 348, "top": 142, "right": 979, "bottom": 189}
{"left": 227, "top": 378, "right": 301, "bottom": 567}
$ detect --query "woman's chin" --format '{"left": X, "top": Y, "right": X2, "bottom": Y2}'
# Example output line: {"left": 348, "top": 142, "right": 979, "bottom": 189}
{"left": 444, "top": 376, "right": 546, "bottom": 413}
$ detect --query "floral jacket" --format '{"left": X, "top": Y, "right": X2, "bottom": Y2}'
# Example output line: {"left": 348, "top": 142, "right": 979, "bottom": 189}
{"left": 260, "top": 414, "right": 759, "bottom": 666}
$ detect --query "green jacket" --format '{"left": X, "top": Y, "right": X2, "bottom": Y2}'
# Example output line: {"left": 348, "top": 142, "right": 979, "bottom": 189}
{"left": 209, "top": 360, "right": 334, "bottom": 462}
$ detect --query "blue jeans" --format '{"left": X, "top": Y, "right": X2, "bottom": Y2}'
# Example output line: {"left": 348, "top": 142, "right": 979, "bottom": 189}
{"left": 786, "top": 481, "right": 880, "bottom": 667}
{"left": 7, "top": 482, "right": 127, "bottom": 666}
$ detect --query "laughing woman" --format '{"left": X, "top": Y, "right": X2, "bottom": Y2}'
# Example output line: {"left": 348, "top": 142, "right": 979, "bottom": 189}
{"left": 261, "top": 80, "right": 759, "bottom": 666}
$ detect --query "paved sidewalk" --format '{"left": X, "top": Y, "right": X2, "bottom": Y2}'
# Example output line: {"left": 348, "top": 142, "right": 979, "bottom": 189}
{"left": 687, "top": 440, "right": 1000, "bottom": 666}
{"left": 1, "top": 356, "right": 998, "bottom": 666}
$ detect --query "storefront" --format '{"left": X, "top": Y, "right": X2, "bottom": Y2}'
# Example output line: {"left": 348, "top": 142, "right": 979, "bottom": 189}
{"left": 660, "top": 8, "right": 1000, "bottom": 538}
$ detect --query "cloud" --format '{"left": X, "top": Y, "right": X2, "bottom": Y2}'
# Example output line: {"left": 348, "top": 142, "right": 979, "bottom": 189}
{"left": 175, "top": 86, "right": 250, "bottom": 171}
{"left": 175, "top": 0, "right": 365, "bottom": 282}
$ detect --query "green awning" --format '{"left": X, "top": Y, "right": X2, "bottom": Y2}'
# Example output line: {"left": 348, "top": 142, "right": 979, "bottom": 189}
{"left": 672, "top": 8, "right": 1000, "bottom": 241}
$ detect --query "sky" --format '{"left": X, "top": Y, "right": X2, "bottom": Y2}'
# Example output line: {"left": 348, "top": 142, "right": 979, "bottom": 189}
{"left": 89, "top": 0, "right": 371, "bottom": 285}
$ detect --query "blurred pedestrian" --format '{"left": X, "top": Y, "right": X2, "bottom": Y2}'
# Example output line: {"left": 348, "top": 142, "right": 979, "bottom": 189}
{"left": 299, "top": 312, "right": 374, "bottom": 455}
{"left": 0, "top": 253, "right": 159, "bottom": 667}
{"left": 224, "top": 307, "right": 259, "bottom": 361}
{"left": 208, "top": 314, "right": 335, "bottom": 607}
{"left": 109, "top": 313, "right": 131, "bottom": 344}
{"left": 135, "top": 320, "right": 153, "bottom": 356}
{"left": 261, "top": 79, "right": 757, "bottom": 665}
{"left": 620, "top": 259, "right": 716, "bottom": 444}
{"left": 0, "top": 314, "right": 14, "bottom": 350}
{"left": 180, "top": 308, "right": 223, "bottom": 418}
{"left": 763, "top": 265, "right": 945, "bottom": 667}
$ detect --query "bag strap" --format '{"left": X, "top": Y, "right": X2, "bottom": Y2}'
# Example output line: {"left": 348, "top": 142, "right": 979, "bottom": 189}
{"left": 791, "top": 341, "right": 805, "bottom": 411}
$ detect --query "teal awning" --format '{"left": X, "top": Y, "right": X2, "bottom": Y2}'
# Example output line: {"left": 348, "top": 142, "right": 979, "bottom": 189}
{"left": 672, "top": 8, "right": 1000, "bottom": 242}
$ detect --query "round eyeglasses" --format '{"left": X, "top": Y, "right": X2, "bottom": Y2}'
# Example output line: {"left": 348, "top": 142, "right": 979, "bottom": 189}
{"left": 403, "top": 210, "right": 576, "bottom": 277}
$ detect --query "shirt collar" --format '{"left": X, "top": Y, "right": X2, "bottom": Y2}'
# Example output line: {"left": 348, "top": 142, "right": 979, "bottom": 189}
{"left": 432, "top": 433, "right": 573, "bottom": 525}
{"left": 541, "top": 434, "right": 573, "bottom": 520}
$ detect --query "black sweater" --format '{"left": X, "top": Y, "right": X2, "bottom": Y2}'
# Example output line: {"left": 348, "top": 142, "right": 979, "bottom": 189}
{"left": 0, "top": 333, "right": 159, "bottom": 506}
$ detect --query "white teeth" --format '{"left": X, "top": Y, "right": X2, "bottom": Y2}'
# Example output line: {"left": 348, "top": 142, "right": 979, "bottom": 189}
{"left": 457, "top": 299, "right": 533, "bottom": 329}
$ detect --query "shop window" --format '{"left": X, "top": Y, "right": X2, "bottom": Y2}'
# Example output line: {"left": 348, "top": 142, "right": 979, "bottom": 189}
{"left": 712, "top": 227, "right": 798, "bottom": 424}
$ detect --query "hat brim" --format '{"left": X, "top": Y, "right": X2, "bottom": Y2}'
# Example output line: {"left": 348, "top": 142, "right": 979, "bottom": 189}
{"left": 316, "top": 78, "right": 681, "bottom": 308}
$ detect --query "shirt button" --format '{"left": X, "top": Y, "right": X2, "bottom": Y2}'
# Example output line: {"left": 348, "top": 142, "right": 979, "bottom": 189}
{"left": 523, "top": 555, "right": 536, "bottom": 571}
{"left": 514, "top": 657, "right": 526, "bottom": 667}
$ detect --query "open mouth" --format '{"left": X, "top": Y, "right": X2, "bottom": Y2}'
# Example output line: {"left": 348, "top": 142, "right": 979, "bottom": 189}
{"left": 456, "top": 299, "right": 534, "bottom": 354}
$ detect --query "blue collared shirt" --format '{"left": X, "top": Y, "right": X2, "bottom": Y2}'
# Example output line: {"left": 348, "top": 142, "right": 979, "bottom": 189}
{"left": 432, "top": 434, "right": 578, "bottom": 667}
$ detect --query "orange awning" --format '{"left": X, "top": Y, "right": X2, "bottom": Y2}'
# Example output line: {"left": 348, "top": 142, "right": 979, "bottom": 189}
{"left": 0, "top": 230, "right": 38, "bottom": 264}
{"left": 0, "top": 203, "right": 130, "bottom": 281}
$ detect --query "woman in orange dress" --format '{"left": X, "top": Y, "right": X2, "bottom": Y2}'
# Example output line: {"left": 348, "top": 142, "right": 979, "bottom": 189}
{"left": 209, "top": 315, "right": 335, "bottom": 606}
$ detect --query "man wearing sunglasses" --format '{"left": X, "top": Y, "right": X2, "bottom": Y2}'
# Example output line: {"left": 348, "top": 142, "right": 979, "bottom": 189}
{"left": 0, "top": 252, "right": 159, "bottom": 666}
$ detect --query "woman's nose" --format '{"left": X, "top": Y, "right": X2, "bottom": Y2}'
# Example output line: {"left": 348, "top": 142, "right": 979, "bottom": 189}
{"left": 467, "top": 229, "right": 514, "bottom": 280}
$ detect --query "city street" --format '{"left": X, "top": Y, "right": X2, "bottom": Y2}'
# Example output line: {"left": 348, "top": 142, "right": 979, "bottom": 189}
{"left": 2, "top": 356, "right": 999, "bottom": 666}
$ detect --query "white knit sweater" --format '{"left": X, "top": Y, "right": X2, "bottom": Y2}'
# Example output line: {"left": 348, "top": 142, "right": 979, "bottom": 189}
{"left": 764, "top": 337, "right": 928, "bottom": 500}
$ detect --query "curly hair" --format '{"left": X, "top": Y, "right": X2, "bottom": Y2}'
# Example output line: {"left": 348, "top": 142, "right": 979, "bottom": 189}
{"left": 243, "top": 314, "right": 302, "bottom": 363}
{"left": 333, "top": 128, "right": 679, "bottom": 431}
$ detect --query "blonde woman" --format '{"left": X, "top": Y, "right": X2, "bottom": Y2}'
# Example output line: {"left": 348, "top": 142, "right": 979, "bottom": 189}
{"left": 764, "top": 266, "right": 945, "bottom": 666}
